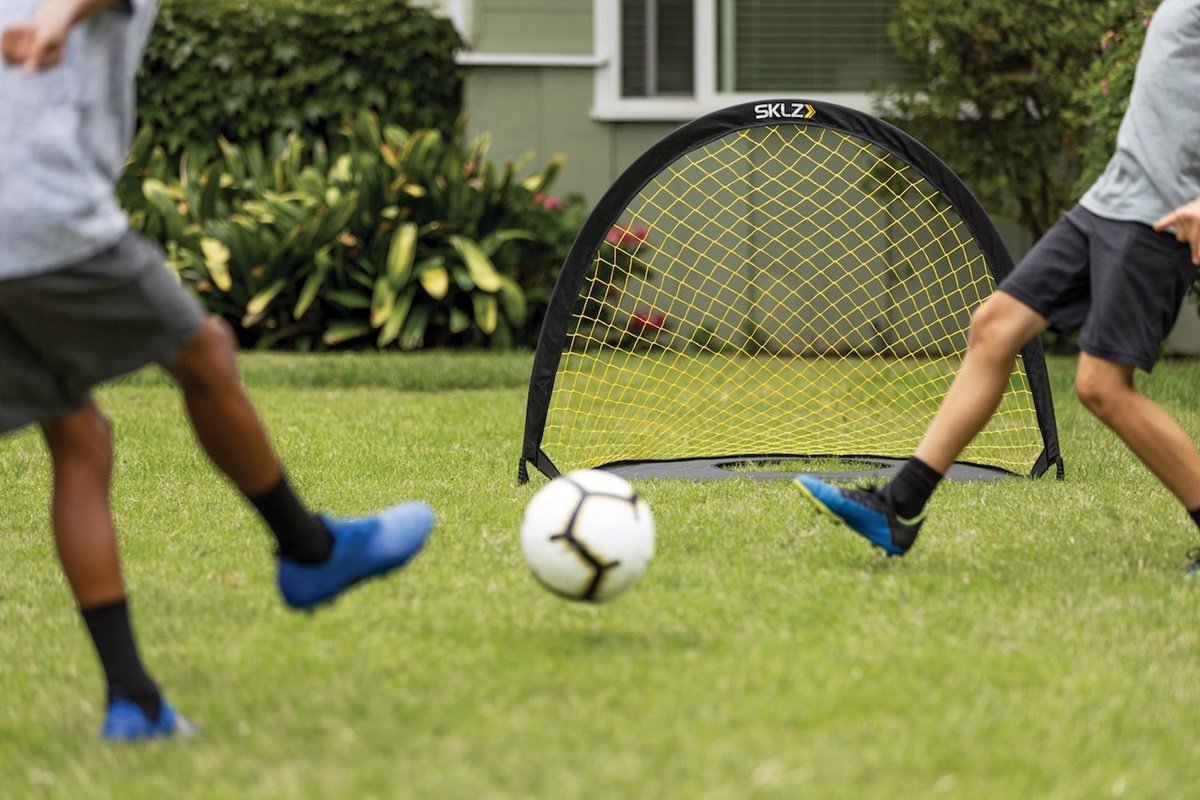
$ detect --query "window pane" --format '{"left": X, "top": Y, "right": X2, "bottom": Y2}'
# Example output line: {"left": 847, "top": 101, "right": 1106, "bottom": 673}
{"left": 622, "top": 0, "right": 695, "bottom": 97}
{"left": 718, "top": 0, "right": 911, "bottom": 92}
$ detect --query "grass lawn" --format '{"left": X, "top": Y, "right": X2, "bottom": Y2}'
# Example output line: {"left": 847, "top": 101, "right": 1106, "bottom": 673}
{"left": 3, "top": 351, "right": 1200, "bottom": 799}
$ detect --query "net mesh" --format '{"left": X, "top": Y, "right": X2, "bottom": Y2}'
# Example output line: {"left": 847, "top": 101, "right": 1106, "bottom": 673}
{"left": 542, "top": 123, "right": 1042, "bottom": 476}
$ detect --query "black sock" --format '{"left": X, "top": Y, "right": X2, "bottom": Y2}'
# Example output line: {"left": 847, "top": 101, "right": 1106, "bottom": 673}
{"left": 81, "top": 598, "right": 162, "bottom": 721}
{"left": 248, "top": 474, "right": 332, "bottom": 563}
{"left": 1190, "top": 507, "right": 1200, "bottom": 531}
{"left": 885, "top": 457, "right": 943, "bottom": 520}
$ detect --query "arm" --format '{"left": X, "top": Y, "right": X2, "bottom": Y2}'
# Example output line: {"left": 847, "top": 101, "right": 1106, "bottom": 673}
{"left": 1, "top": 0, "right": 123, "bottom": 71}
{"left": 1154, "top": 197, "right": 1200, "bottom": 266}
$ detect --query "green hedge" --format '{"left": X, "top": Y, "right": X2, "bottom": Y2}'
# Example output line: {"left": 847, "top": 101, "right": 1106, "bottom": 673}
{"left": 139, "top": 0, "right": 463, "bottom": 159}
{"left": 882, "top": 0, "right": 1133, "bottom": 242}
{"left": 1072, "top": 2, "right": 1155, "bottom": 195}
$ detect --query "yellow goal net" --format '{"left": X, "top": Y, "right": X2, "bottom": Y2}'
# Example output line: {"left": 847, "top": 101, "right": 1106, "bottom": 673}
{"left": 520, "top": 101, "right": 1061, "bottom": 482}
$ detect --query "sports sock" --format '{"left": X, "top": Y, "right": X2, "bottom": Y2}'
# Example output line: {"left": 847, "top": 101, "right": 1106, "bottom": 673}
{"left": 1189, "top": 507, "right": 1200, "bottom": 531}
{"left": 248, "top": 474, "right": 333, "bottom": 563}
{"left": 81, "top": 598, "right": 163, "bottom": 721}
{"left": 885, "top": 457, "right": 943, "bottom": 521}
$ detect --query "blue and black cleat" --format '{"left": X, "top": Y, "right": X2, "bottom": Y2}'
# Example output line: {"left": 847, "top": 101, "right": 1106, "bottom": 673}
{"left": 277, "top": 502, "right": 435, "bottom": 610}
{"left": 102, "top": 699, "right": 198, "bottom": 742}
{"left": 793, "top": 475, "right": 922, "bottom": 557}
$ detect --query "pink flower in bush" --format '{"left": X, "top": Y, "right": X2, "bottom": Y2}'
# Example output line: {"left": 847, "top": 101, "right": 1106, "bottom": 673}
{"left": 534, "top": 192, "right": 565, "bottom": 212}
{"left": 605, "top": 224, "right": 649, "bottom": 248}
{"left": 631, "top": 309, "right": 666, "bottom": 333}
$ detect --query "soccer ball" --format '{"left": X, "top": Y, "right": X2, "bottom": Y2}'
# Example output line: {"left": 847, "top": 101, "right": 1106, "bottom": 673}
{"left": 520, "top": 470, "right": 655, "bottom": 602}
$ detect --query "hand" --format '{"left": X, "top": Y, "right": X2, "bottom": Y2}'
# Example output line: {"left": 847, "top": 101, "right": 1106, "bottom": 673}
{"left": 1, "top": 0, "right": 111, "bottom": 71}
{"left": 1154, "top": 197, "right": 1200, "bottom": 266}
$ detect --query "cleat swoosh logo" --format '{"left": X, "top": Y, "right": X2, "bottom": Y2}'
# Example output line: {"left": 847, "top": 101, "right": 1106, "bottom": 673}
{"left": 895, "top": 509, "right": 927, "bottom": 527}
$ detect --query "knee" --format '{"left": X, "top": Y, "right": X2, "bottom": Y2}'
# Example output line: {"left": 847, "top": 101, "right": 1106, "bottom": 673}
{"left": 42, "top": 405, "right": 112, "bottom": 467}
{"left": 171, "top": 317, "right": 239, "bottom": 390}
{"left": 1074, "top": 371, "right": 1127, "bottom": 421}
{"left": 966, "top": 301, "right": 1016, "bottom": 361}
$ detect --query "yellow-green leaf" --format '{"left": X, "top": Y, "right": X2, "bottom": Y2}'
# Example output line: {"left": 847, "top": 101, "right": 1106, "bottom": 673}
{"left": 472, "top": 293, "right": 498, "bottom": 335}
{"left": 294, "top": 267, "right": 327, "bottom": 319}
{"left": 199, "top": 237, "right": 232, "bottom": 292}
{"left": 419, "top": 264, "right": 449, "bottom": 300}
{"left": 496, "top": 275, "right": 527, "bottom": 326}
{"left": 370, "top": 277, "right": 397, "bottom": 328}
{"left": 386, "top": 222, "right": 418, "bottom": 285}
{"left": 323, "top": 321, "right": 372, "bottom": 346}
{"left": 378, "top": 286, "right": 417, "bottom": 346}
{"left": 451, "top": 235, "right": 502, "bottom": 293}
{"left": 245, "top": 278, "right": 287, "bottom": 318}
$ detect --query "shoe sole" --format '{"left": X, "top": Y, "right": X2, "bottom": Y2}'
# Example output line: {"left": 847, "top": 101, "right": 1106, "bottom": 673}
{"left": 793, "top": 477, "right": 840, "bottom": 522}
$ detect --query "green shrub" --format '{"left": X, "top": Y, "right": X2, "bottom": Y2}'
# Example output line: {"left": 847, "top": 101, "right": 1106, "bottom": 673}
{"left": 881, "top": 0, "right": 1136, "bottom": 242}
{"left": 119, "top": 113, "right": 583, "bottom": 351}
{"left": 139, "top": 0, "right": 463, "bottom": 160}
{"left": 1071, "top": 2, "right": 1155, "bottom": 194}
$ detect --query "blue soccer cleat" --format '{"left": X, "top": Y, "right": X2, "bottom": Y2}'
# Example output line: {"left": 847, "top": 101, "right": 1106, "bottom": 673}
{"left": 793, "top": 475, "right": 922, "bottom": 557}
{"left": 102, "top": 699, "right": 198, "bottom": 742}
{"left": 277, "top": 502, "right": 435, "bottom": 610}
{"left": 1187, "top": 548, "right": 1200, "bottom": 578}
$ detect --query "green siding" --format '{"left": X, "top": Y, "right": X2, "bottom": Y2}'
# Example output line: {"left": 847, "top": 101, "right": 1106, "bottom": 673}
{"left": 464, "top": 66, "right": 677, "bottom": 205}
{"left": 473, "top": 0, "right": 593, "bottom": 54}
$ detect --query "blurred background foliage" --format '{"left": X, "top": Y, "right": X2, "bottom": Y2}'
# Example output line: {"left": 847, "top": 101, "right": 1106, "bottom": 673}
{"left": 882, "top": 0, "right": 1154, "bottom": 243}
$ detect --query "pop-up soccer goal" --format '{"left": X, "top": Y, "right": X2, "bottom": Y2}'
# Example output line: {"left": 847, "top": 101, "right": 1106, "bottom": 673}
{"left": 519, "top": 100, "right": 1063, "bottom": 483}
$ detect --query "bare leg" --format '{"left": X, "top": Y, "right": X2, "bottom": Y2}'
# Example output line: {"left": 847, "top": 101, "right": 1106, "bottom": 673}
{"left": 162, "top": 317, "right": 281, "bottom": 496}
{"left": 41, "top": 403, "right": 124, "bottom": 607}
{"left": 914, "top": 292, "right": 1050, "bottom": 472}
{"left": 162, "top": 316, "right": 330, "bottom": 563}
{"left": 42, "top": 403, "right": 163, "bottom": 720}
{"left": 1074, "top": 353, "right": 1200, "bottom": 508}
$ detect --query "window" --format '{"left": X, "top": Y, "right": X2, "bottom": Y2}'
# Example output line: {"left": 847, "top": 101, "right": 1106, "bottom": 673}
{"left": 718, "top": 0, "right": 909, "bottom": 93}
{"left": 598, "top": 0, "right": 908, "bottom": 118}
{"left": 621, "top": 0, "right": 695, "bottom": 97}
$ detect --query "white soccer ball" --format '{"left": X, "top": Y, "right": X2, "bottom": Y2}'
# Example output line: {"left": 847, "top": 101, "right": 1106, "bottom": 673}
{"left": 520, "top": 470, "right": 655, "bottom": 602}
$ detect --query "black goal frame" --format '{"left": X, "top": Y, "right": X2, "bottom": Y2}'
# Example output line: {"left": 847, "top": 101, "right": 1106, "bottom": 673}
{"left": 518, "top": 100, "right": 1064, "bottom": 484}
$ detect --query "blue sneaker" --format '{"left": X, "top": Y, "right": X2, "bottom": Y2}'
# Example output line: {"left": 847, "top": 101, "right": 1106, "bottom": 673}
{"left": 793, "top": 475, "right": 922, "bottom": 557}
{"left": 102, "top": 699, "right": 198, "bottom": 742}
{"left": 277, "top": 502, "right": 435, "bottom": 610}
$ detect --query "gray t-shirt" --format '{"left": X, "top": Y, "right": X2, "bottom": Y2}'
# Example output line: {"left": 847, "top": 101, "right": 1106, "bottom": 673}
{"left": 0, "top": 0, "right": 157, "bottom": 280}
{"left": 1081, "top": 0, "right": 1200, "bottom": 224}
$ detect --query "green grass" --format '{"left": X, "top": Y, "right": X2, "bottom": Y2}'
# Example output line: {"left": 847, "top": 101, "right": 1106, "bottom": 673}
{"left": 3, "top": 352, "right": 1200, "bottom": 799}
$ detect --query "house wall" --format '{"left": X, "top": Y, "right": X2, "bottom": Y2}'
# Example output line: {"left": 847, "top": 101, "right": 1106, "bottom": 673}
{"left": 456, "top": 0, "right": 679, "bottom": 204}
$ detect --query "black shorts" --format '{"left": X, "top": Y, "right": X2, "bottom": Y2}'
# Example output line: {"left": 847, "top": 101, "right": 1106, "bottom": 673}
{"left": 0, "top": 233, "right": 205, "bottom": 434}
{"left": 999, "top": 205, "right": 1197, "bottom": 371}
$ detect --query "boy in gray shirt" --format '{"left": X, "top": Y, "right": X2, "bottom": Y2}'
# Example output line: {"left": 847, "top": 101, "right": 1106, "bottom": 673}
{"left": 1, "top": 0, "right": 436, "bottom": 740}
{"left": 796, "top": 0, "right": 1200, "bottom": 566}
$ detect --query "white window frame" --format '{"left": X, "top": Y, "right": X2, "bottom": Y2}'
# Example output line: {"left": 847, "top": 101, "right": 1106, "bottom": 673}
{"left": 591, "top": 0, "right": 877, "bottom": 121}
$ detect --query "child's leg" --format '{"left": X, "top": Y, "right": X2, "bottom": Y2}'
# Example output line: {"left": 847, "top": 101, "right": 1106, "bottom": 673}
{"left": 1074, "top": 353, "right": 1200, "bottom": 509}
{"left": 913, "top": 292, "right": 1050, "bottom": 473}
{"left": 162, "top": 317, "right": 281, "bottom": 496}
{"left": 160, "top": 317, "right": 332, "bottom": 563}
{"left": 41, "top": 403, "right": 161, "bottom": 718}
{"left": 160, "top": 315, "right": 434, "bottom": 610}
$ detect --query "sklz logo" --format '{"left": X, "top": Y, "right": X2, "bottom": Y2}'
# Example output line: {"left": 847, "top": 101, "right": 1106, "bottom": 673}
{"left": 753, "top": 102, "right": 816, "bottom": 121}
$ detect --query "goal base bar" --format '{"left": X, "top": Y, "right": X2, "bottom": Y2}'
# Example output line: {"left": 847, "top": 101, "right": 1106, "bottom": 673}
{"left": 600, "top": 456, "right": 1022, "bottom": 483}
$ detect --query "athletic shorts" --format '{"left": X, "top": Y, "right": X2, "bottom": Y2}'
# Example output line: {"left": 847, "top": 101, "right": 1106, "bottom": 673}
{"left": 0, "top": 232, "right": 205, "bottom": 434}
{"left": 999, "top": 205, "right": 1198, "bottom": 371}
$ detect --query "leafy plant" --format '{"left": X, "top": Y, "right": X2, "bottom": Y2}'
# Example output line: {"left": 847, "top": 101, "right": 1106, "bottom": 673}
{"left": 1071, "top": 1, "right": 1155, "bottom": 195}
{"left": 121, "top": 112, "right": 583, "bottom": 351}
{"left": 881, "top": 0, "right": 1140, "bottom": 242}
